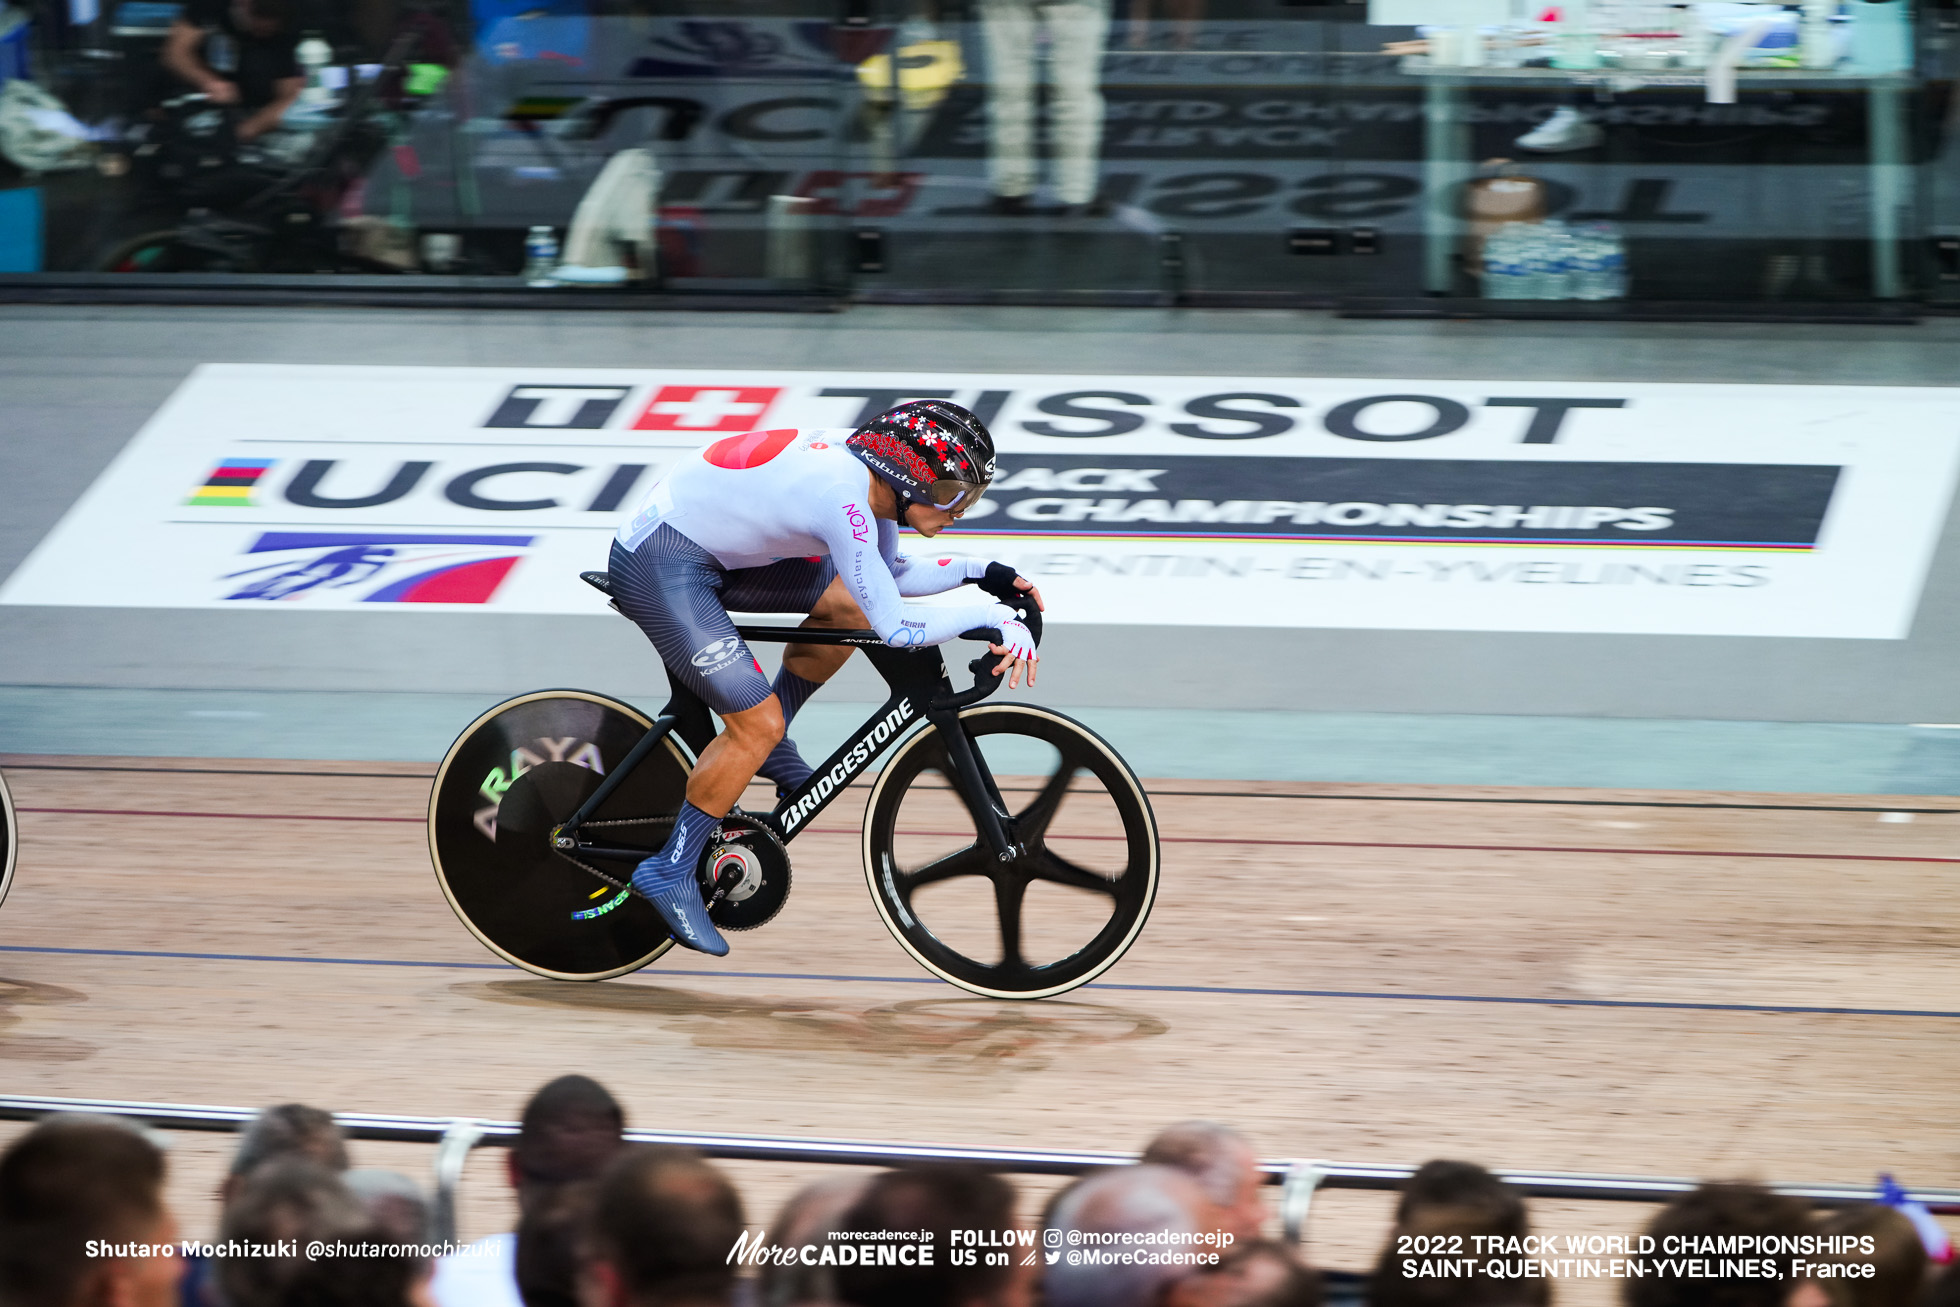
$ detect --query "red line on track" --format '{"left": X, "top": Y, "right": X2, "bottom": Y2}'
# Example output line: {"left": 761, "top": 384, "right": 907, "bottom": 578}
{"left": 19, "top": 807, "right": 422, "bottom": 824}
{"left": 20, "top": 809, "right": 1959, "bottom": 864}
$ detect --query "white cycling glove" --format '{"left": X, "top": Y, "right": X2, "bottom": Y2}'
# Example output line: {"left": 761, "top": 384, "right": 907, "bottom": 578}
{"left": 989, "top": 604, "right": 1038, "bottom": 662}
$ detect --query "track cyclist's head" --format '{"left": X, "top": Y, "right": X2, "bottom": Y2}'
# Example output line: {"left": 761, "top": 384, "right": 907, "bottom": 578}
{"left": 847, "top": 400, "right": 995, "bottom": 535}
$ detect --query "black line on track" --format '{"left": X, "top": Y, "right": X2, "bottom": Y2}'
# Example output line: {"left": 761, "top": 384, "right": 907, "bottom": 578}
{"left": 5, "top": 763, "right": 1955, "bottom": 815}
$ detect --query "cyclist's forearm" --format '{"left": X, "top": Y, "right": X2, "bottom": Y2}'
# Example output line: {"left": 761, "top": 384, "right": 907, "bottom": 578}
{"left": 891, "top": 554, "right": 989, "bottom": 598}
{"left": 161, "top": 24, "right": 222, "bottom": 93}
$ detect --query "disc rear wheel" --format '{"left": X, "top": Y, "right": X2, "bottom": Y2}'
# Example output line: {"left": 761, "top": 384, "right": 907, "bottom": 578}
{"left": 0, "top": 770, "right": 14, "bottom": 912}
{"left": 429, "top": 691, "right": 690, "bottom": 979}
{"left": 862, "top": 705, "right": 1159, "bottom": 999}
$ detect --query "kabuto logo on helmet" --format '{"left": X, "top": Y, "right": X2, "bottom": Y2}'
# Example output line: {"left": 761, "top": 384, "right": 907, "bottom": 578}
{"left": 846, "top": 400, "right": 996, "bottom": 514}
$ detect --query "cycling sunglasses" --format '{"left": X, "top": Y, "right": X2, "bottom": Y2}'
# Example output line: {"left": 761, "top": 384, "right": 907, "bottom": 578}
{"left": 925, "top": 479, "right": 990, "bottom": 513}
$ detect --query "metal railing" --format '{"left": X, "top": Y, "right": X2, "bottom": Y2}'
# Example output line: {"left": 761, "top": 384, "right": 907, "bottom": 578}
{"left": 3, "top": 1094, "right": 1954, "bottom": 1247}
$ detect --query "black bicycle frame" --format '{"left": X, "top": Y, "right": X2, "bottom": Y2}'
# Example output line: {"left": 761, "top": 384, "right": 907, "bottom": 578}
{"left": 554, "top": 626, "right": 1025, "bottom": 863}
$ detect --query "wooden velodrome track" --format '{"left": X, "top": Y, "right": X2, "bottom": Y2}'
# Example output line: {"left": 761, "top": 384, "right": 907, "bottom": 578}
{"left": 1, "top": 754, "right": 1956, "bottom": 1301}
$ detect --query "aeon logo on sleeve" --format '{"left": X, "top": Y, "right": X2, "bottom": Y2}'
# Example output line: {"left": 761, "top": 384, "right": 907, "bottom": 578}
{"left": 690, "top": 636, "right": 747, "bottom": 673}
{"left": 845, "top": 503, "right": 869, "bottom": 542}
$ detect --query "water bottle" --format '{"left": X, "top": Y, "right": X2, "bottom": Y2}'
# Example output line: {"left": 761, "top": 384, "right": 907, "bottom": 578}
{"left": 1481, "top": 224, "right": 1529, "bottom": 299}
{"left": 523, "top": 226, "right": 560, "bottom": 286}
{"left": 297, "top": 34, "right": 333, "bottom": 107}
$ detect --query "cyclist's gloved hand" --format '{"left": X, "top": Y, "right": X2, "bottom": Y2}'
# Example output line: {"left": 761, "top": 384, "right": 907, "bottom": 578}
{"left": 987, "top": 603, "right": 1038, "bottom": 688}
{"left": 980, "top": 561, "right": 1044, "bottom": 612}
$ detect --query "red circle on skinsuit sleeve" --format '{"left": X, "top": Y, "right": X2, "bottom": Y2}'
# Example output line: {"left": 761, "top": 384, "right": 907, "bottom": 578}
{"left": 704, "top": 429, "right": 798, "bottom": 469}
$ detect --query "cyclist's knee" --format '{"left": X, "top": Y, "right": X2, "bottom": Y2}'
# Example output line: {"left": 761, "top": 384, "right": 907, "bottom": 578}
{"left": 722, "top": 697, "right": 785, "bottom": 752}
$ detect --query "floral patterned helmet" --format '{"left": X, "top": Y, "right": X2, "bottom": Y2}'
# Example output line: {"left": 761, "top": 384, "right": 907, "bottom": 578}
{"left": 846, "top": 400, "right": 996, "bottom": 513}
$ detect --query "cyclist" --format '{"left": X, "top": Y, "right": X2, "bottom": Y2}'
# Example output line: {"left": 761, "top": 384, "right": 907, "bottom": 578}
{"left": 609, "top": 400, "right": 1042, "bottom": 957}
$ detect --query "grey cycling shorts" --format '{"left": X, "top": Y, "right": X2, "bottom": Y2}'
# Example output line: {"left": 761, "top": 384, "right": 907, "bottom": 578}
{"left": 607, "top": 526, "right": 836, "bottom": 715}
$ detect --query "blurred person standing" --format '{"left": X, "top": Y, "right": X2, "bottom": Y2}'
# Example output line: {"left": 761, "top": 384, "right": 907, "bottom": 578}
{"left": 1625, "top": 1183, "right": 1814, "bottom": 1307}
{"left": 1142, "top": 1122, "right": 1268, "bottom": 1243}
{"left": 1797, "top": 1206, "right": 1931, "bottom": 1307}
{"left": 160, "top": 0, "right": 304, "bottom": 142}
{"left": 756, "top": 1175, "right": 869, "bottom": 1307}
{"left": 0, "top": 1115, "right": 183, "bottom": 1307}
{"left": 1369, "top": 1161, "right": 1544, "bottom": 1307}
{"left": 833, "top": 1165, "right": 1023, "bottom": 1307}
{"left": 184, "top": 1104, "right": 351, "bottom": 1307}
{"left": 1044, "top": 1164, "right": 1213, "bottom": 1307}
{"left": 576, "top": 1148, "right": 744, "bottom": 1307}
{"left": 980, "top": 0, "right": 1109, "bottom": 215}
{"left": 431, "top": 1076, "right": 625, "bottom": 1307}
{"left": 215, "top": 1159, "right": 369, "bottom": 1307}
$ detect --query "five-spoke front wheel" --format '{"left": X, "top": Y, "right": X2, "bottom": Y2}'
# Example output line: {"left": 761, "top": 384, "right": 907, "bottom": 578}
{"left": 862, "top": 705, "right": 1160, "bottom": 999}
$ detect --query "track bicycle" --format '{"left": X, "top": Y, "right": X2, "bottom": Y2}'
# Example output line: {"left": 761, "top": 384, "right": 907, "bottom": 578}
{"left": 428, "top": 570, "right": 1159, "bottom": 999}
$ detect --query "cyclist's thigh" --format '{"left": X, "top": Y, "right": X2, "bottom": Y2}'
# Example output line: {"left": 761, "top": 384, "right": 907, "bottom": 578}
{"left": 608, "top": 528, "right": 773, "bottom": 714}
{"left": 720, "top": 556, "right": 837, "bottom": 616}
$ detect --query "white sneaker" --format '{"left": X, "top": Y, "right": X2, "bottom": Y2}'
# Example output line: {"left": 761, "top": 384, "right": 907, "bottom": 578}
{"left": 1516, "top": 106, "right": 1604, "bottom": 153}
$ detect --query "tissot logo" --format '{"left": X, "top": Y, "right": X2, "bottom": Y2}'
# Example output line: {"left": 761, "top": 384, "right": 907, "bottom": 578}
{"left": 484, "top": 386, "right": 634, "bottom": 429}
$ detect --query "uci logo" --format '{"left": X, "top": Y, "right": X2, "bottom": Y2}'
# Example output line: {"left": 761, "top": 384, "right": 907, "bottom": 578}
{"left": 691, "top": 636, "right": 744, "bottom": 669}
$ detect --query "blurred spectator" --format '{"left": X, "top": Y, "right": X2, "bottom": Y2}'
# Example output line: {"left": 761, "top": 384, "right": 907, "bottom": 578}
{"left": 1921, "top": 1259, "right": 1960, "bottom": 1307}
{"left": 345, "top": 1170, "right": 438, "bottom": 1307}
{"left": 980, "top": 0, "right": 1109, "bottom": 215}
{"left": 514, "top": 1181, "right": 595, "bottom": 1307}
{"left": 1799, "top": 1206, "right": 1929, "bottom": 1307}
{"left": 160, "top": 0, "right": 304, "bottom": 141}
{"left": 756, "top": 1174, "right": 869, "bottom": 1307}
{"left": 283, "top": 1227, "right": 429, "bottom": 1307}
{"left": 216, "top": 1158, "right": 370, "bottom": 1307}
{"left": 0, "top": 1115, "right": 183, "bottom": 1307}
{"left": 1164, "top": 1240, "right": 1318, "bottom": 1307}
{"left": 579, "top": 1147, "right": 744, "bottom": 1307}
{"left": 1044, "top": 1164, "right": 1212, "bottom": 1307}
{"left": 1625, "top": 1183, "right": 1813, "bottom": 1307}
{"left": 1393, "top": 1161, "right": 1526, "bottom": 1237}
{"left": 181, "top": 1105, "right": 352, "bottom": 1307}
{"left": 226, "top": 1104, "right": 351, "bottom": 1205}
{"left": 1143, "top": 1122, "right": 1267, "bottom": 1242}
{"left": 833, "top": 1165, "right": 1021, "bottom": 1307}
{"left": 432, "top": 1076, "right": 625, "bottom": 1307}
{"left": 1370, "top": 1162, "right": 1543, "bottom": 1307}
{"left": 344, "top": 1170, "right": 433, "bottom": 1245}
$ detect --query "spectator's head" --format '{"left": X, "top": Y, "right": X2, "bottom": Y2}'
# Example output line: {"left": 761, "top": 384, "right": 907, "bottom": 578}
{"left": 580, "top": 1147, "right": 744, "bottom": 1307}
{"left": 342, "top": 1170, "right": 431, "bottom": 1244}
{"left": 217, "top": 1158, "right": 370, "bottom": 1307}
{"left": 223, "top": 1104, "right": 348, "bottom": 1205}
{"left": 516, "top": 1180, "right": 596, "bottom": 1307}
{"left": 1801, "top": 1206, "right": 1929, "bottom": 1307}
{"left": 834, "top": 1165, "right": 1018, "bottom": 1307}
{"left": 1624, "top": 1183, "right": 1813, "bottom": 1307}
{"left": 1393, "top": 1161, "right": 1526, "bottom": 1239}
{"left": 756, "top": 1174, "right": 869, "bottom": 1307}
{"left": 1163, "top": 1240, "right": 1319, "bottom": 1307}
{"left": 1142, "top": 1123, "right": 1266, "bottom": 1243}
{"left": 512, "top": 1077, "right": 625, "bottom": 1214}
{"left": 0, "top": 1115, "right": 181, "bottom": 1307}
{"left": 1044, "top": 1165, "right": 1211, "bottom": 1307}
{"left": 1371, "top": 1204, "right": 1547, "bottom": 1307}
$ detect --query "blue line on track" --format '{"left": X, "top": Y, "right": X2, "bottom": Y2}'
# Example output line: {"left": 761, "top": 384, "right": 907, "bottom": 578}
{"left": 2, "top": 944, "right": 1954, "bottom": 1019}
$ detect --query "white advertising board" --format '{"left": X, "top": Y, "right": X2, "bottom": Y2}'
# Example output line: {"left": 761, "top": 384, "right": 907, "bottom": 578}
{"left": 3, "top": 363, "right": 1956, "bottom": 638}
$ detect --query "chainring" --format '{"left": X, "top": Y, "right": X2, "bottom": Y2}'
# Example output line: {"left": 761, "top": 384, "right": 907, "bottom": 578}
{"left": 699, "top": 812, "right": 792, "bottom": 932}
